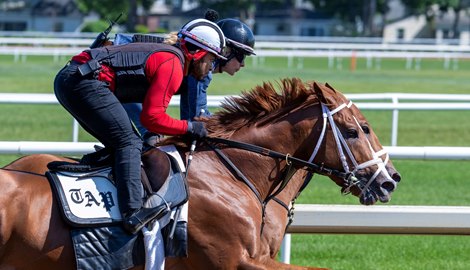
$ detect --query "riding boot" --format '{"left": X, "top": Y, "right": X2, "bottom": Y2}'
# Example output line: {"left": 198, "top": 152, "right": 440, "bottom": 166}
{"left": 80, "top": 147, "right": 112, "bottom": 167}
{"left": 122, "top": 204, "right": 170, "bottom": 234}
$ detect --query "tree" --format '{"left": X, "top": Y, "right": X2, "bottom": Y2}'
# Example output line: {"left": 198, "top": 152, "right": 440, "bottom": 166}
{"left": 76, "top": 0, "right": 153, "bottom": 32}
{"left": 308, "top": 0, "right": 390, "bottom": 36}
{"left": 402, "top": 0, "right": 470, "bottom": 38}
{"left": 197, "top": 0, "right": 284, "bottom": 32}
{"left": 436, "top": 0, "right": 470, "bottom": 38}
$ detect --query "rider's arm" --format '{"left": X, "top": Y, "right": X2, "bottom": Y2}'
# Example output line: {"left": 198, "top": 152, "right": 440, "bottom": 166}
{"left": 182, "top": 73, "right": 212, "bottom": 120}
{"left": 195, "top": 72, "right": 212, "bottom": 117}
{"left": 141, "top": 52, "right": 188, "bottom": 135}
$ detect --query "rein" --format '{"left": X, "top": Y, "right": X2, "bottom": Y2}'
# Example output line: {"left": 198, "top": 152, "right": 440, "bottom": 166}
{"left": 205, "top": 137, "right": 352, "bottom": 179}
{"left": 203, "top": 136, "right": 352, "bottom": 234}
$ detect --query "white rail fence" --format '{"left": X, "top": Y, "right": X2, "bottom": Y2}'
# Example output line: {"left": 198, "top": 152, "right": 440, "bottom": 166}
{"left": 288, "top": 204, "right": 470, "bottom": 235}
{"left": 2, "top": 36, "right": 469, "bottom": 49}
{"left": 279, "top": 204, "right": 470, "bottom": 263}
{"left": 2, "top": 37, "right": 470, "bottom": 71}
{"left": 2, "top": 141, "right": 470, "bottom": 161}
{"left": 1, "top": 92, "right": 470, "bottom": 147}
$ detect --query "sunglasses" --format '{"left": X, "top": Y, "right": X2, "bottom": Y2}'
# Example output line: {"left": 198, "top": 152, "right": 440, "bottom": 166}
{"left": 234, "top": 52, "right": 246, "bottom": 63}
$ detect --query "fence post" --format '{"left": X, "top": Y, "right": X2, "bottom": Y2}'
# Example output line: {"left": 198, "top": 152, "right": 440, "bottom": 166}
{"left": 287, "top": 54, "right": 293, "bottom": 69}
{"left": 73, "top": 119, "right": 79, "bottom": 142}
{"left": 328, "top": 52, "right": 334, "bottom": 69}
{"left": 280, "top": 233, "right": 291, "bottom": 263}
{"left": 391, "top": 96, "right": 399, "bottom": 146}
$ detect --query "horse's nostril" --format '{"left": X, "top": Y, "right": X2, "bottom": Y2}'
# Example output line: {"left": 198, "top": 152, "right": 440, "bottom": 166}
{"left": 392, "top": 172, "right": 401, "bottom": 183}
{"left": 381, "top": 181, "right": 396, "bottom": 192}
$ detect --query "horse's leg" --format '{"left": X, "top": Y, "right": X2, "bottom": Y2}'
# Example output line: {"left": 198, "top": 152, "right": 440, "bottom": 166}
{"left": 166, "top": 258, "right": 328, "bottom": 270}
{"left": 164, "top": 195, "right": 329, "bottom": 270}
{"left": 239, "top": 259, "right": 329, "bottom": 270}
{"left": 165, "top": 258, "right": 190, "bottom": 270}
{"left": 0, "top": 171, "right": 75, "bottom": 270}
{"left": 168, "top": 254, "right": 329, "bottom": 270}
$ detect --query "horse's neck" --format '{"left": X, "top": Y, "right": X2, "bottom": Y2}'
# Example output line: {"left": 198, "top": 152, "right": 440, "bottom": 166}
{"left": 229, "top": 150, "right": 308, "bottom": 205}
{"left": 227, "top": 134, "right": 306, "bottom": 201}
{"left": 219, "top": 103, "right": 322, "bottom": 202}
{"left": 274, "top": 170, "right": 309, "bottom": 204}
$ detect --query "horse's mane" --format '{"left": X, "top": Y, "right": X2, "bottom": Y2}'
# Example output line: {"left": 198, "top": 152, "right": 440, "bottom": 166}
{"left": 161, "top": 77, "right": 318, "bottom": 147}
{"left": 206, "top": 77, "right": 317, "bottom": 138}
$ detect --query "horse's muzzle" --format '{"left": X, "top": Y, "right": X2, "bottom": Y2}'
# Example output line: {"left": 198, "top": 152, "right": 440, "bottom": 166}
{"left": 376, "top": 167, "right": 401, "bottom": 203}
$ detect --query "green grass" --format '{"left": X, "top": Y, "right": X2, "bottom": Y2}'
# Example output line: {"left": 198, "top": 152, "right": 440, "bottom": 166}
{"left": 302, "top": 160, "right": 470, "bottom": 206}
{"left": 291, "top": 234, "right": 470, "bottom": 270}
{"left": 1, "top": 54, "right": 470, "bottom": 269}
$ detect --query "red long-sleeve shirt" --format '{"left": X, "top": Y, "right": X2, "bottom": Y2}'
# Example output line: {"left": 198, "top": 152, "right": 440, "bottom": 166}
{"left": 72, "top": 51, "right": 188, "bottom": 135}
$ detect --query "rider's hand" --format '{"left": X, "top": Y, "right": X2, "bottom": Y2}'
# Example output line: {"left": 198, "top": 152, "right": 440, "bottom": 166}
{"left": 143, "top": 132, "right": 162, "bottom": 146}
{"left": 187, "top": 121, "right": 208, "bottom": 139}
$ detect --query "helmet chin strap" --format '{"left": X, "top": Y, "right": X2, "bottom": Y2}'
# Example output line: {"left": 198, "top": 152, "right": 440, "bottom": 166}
{"left": 180, "top": 39, "right": 208, "bottom": 62}
{"left": 180, "top": 40, "right": 210, "bottom": 77}
{"left": 190, "top": 50, "right": 208, "bottom": 61}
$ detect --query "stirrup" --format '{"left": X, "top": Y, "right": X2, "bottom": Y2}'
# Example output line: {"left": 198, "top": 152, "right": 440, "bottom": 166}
{"left": 122, "top": 204, "right": 170, "bottom": 234}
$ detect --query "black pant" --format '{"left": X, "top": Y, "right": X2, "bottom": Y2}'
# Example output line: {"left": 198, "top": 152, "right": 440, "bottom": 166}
{"left": 54, "top": 63, "right": 143, "bottom": 214}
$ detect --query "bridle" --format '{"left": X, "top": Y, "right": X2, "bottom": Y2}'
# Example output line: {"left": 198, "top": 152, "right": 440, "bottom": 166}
{"left": 202, "top": 99, "right": 393, "bottom": 233}
{"left": 309, "top": 100, "right": 394, "bottom": 196}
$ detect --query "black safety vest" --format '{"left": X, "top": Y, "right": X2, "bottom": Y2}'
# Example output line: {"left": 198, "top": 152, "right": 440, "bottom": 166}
{"left": 86, "top": 43, "right": 185, "bottom": 102}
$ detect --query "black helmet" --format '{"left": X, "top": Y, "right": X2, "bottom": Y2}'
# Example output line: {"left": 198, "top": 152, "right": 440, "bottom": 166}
{"left": 217, "top": 19, "right": 255, "bottom": 56}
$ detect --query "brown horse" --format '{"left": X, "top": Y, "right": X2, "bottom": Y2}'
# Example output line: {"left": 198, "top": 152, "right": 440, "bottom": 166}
{"left": 0, "top": 78, "right": 400, "bottom": 270}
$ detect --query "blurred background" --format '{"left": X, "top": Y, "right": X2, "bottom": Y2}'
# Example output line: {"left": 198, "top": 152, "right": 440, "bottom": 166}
{"left": 1, "top": 0, "right": 470, "bottom": 42}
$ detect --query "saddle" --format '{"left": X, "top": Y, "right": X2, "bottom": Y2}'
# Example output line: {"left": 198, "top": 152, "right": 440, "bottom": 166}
{"left": 45, "top": 145, "right": 189, "bottom": 269}
{"left": 46, "top": 145, "right": 188, "bottom": 226}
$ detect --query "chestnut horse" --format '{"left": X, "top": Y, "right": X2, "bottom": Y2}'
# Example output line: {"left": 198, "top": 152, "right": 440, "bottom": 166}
{"left": 0, "top": 78, "right": 400, "bottom": 270}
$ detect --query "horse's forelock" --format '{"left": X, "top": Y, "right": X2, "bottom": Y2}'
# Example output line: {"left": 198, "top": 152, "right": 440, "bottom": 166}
{"left": 207, "top": 78, "right": 316, "bottom": 138}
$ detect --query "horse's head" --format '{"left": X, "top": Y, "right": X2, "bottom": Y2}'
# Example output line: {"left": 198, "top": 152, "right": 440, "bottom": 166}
{"left": 202, "top": 78, "right": 400, "bottom": 206}
{"left": 310, "top": 82, "right": 401, "bottom": 205}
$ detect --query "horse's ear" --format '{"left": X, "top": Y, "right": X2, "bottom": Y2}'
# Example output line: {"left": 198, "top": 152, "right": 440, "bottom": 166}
{"left": 313, "top": 82, "right": 328, "bottom": 104}
{"left": 325, "top": 82, "right": 338, "bottom": 93}
{"left": 325, "top": 82, "right": 350, "bottom": 103}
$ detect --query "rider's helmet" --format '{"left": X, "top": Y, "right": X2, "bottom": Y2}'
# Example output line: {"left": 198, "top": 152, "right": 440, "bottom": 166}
{"left": 178, "top": 18, "right": 227, "bottom": 61}
{"left": 217, "top": 18, "right": 256, "bottom": 64}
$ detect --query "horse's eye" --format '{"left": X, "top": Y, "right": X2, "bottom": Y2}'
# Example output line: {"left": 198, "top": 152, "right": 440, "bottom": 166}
{"left": 362, "top": 126, "right": 370, "bottom": 134}
{"left": 346, "top": 129, "right": 358, "bottom": 139}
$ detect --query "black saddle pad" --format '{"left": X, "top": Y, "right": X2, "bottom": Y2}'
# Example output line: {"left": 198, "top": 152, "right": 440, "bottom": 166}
{"left": 47, "top": 146, "right": 190, "bottom": 269}
{"left": 71, "top": 225, "right": 145, "bottom": 270}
